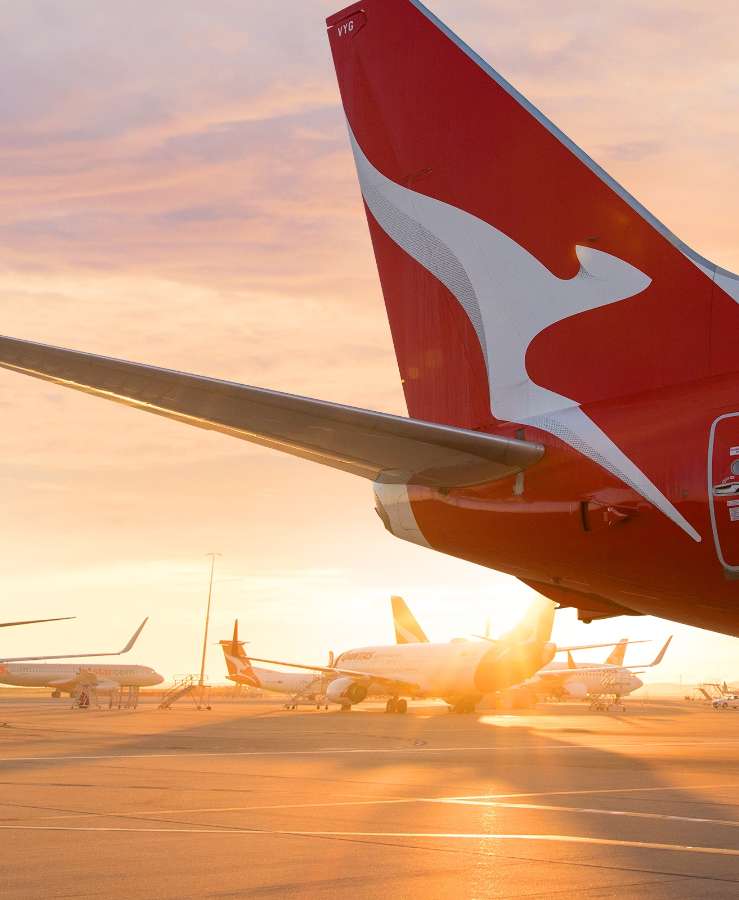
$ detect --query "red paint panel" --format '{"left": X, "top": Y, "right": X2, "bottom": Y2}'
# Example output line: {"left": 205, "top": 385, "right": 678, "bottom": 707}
{"left": 327, "top": 0, "right": 734, "bottom": 425}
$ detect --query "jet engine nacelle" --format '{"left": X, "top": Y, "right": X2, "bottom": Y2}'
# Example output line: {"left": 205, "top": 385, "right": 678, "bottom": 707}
{"left": 563, "top": 679, "right": 588, "bottom": 699}
{"left": 326, "top": 677, "right": 368, "bottom": 706}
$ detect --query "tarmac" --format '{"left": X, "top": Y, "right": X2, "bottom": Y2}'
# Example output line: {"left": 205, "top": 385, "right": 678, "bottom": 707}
{"left": 0, "top": 695, "right": 738, "bottom": 898}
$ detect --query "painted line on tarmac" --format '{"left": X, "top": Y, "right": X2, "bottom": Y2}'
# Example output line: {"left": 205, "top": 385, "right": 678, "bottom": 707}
{"left": 0, "top": 823, "right": 737, "bottom": 857}
{"left": 3, "top": 738, "right": 739, "bottom": 765}
{"left": 435, "top": 799, "right": 739, "bottom": 828}
{"left": 468, "top": 783, "right": 739, "bottom": 801}
{"left": 6, "top": 783, "right": 739, "bottom": 827}
{"left": 0, "top": 745, "right": 601, "bottom": 764}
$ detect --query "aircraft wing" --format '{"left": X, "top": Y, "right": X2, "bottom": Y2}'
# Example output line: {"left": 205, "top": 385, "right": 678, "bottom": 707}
{"left": 0, "top": 336, "right": 543, "bottom": 489}
{"left": 554, "top": 639, "right": 649, "bottom": 653}
{"left": 0, "top": 617, "right": 74, "bottom": 629}
{"left": 0, "top": 617, "right": 148, "bottom": 663}
{"left": 247, "top": 655, "right": 421, "bottom": 694}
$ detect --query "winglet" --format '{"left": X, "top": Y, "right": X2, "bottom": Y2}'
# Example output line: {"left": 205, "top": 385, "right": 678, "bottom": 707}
{"left": 648, "top": 636, "right": 672, "bottom": 667}
{"left": 120, "top": 617, "right": 148, "bottom": 654}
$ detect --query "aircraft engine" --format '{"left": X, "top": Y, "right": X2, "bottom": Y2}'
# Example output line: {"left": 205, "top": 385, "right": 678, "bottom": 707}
{"left": 563, "top": 679, "right": 588, "bottom": 699}
{"left": 326, "top": 677, "right": 368, "bottom": 705}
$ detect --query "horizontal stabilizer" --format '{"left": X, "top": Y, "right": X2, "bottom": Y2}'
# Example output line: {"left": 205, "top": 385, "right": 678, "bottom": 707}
{"left": 0, "top": 336, "right": 543, "bottom": 489}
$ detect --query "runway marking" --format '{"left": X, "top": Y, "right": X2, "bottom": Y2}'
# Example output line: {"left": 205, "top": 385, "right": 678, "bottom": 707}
{"left": 474, "top": 783, "right": 739, "bottom": 800}
{"left": 5, "top": 784, "right": 739, "bottom": 828}
{"left": 0, "top": 823, "right": 737, "bottom": 857}
{"left": 436, "top": 799, "right": 739, "bottom": 828}
{"left": 2, "top": 738, "right": 739, "bottom": 765}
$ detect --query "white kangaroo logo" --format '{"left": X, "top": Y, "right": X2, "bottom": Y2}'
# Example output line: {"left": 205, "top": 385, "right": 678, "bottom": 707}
{"left": 350, "top": 128, "right": 699, "bottom": 542}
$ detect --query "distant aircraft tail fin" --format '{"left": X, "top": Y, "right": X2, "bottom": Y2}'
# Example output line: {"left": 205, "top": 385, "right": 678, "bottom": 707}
{"left": 606, "top": 639, "right": 629, "bottom": 667}
{"left": 391, "top": 596, "right": 428, "bottom": 643}
{"left": 219, "top": 620, "right": 260, "bottom": 687}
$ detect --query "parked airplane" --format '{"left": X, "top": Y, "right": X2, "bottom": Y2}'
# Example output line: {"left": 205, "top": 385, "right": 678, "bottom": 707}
{"left": 247, "top": 596, "right": 557, "bottom": 713}
{"left": 0, "top": 619, "right": 161, "bottom": 697}
{"left": 220, "top": 620, "right": 330, "bottom": 709}
{"left": 393, "top": 597, "right": 659, "bottom": 709}
{"left": 0, "top": 661, "right": 164, "bottom": 698}
{"left": 530, "top": 637, "right": 672, "bottom": 708}
{"left": 1, "top": 1, "right": 738, "bottom": 634}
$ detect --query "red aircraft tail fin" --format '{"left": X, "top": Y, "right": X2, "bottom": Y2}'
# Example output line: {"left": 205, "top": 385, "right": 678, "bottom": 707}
{"left": 219, "top": 620, "right": 260, "bottom": 687}
{"left": 327, "top": 0, "right": 736, "bottom": 434}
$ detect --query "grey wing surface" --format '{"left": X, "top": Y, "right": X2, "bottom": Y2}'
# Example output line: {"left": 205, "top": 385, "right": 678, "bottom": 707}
{"left": 0, "top": 336, "right": 543, "bottom": 489}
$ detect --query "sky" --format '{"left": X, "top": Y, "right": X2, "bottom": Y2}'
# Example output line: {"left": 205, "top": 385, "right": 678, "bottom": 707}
{"left": 1, "top": 0, "right": 738, "bottom": 684}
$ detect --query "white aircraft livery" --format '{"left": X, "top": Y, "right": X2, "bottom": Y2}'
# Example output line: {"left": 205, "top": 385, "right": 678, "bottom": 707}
{"left": 0, "top": 661, "right": 164, "bottom": 694}
{"left": 248, "top": 596, "right": 558, "bottom": 714}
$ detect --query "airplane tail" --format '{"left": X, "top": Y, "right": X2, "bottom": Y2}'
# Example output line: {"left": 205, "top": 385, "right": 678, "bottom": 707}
{"left": 391, "top": 596, "right": 428, "bottom": 644}
{"left": 219, "top": 620, "right": 260, "bottom": 687}
{"left": 327, "top": 1, "right": 736, "bottom": 542}
{"left": 502, "top": 596, "right": 556, "bottom": 649}
{"left": 327, "top": 0, "right": 734, "bottom": 433}
{"left": 606, "top": 639, "right": 629, "bottom": 667}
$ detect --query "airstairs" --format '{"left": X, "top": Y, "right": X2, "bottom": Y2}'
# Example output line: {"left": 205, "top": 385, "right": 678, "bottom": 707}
{"left": 284, "top": 675, "right": 329, "bottom": 710}
{"left": 589, "top": 671, "right": 630, "bottom": 712}
{"left": 158, "top": 675, "right": 197, "bottom": 709}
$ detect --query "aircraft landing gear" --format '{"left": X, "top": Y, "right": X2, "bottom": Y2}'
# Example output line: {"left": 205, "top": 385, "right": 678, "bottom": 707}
{"left": 386, "top": 698, "right": 397, "bottom": 714}
{"left": 385, "top": 698, "right": 407, "bottom": 714}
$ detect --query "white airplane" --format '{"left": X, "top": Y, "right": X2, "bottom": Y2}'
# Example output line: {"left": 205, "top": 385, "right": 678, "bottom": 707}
{"left": 529, "top": 637, "right": 672, "bottom": 709}
{"left": 0, "top": 619, "right": 162, "bottom": 697}
{"left": 220, "top": 621, "right": 332, "bottom": 709}
{"left": 247, "top": 596, "right": 560, "bottom": 714}
{"left": 391, "top": 598, "right": 662, "bottom": 709}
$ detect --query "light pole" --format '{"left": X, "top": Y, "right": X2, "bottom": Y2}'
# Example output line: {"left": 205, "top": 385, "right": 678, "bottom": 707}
{"left": 198, "top": 552, "right": 221, "bottom": 709}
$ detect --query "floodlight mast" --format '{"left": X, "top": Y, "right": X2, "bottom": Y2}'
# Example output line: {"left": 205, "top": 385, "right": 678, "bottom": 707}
{"left": 198, "top": 552, "right": 220, "bottom": 709}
